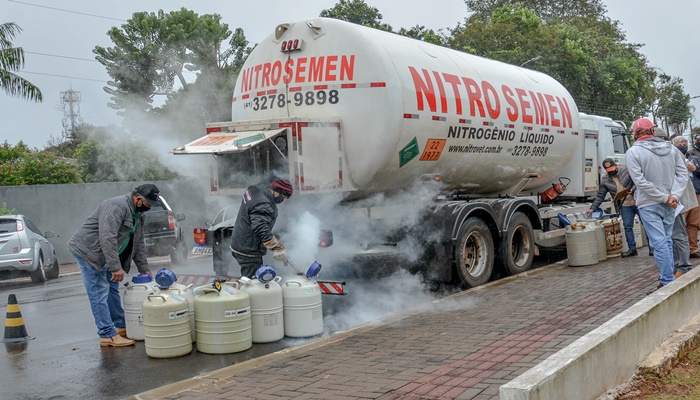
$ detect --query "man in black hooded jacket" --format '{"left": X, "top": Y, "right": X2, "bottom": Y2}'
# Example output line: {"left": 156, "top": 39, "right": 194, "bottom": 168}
{"left": 228, "top": 178, "right": 294, "bottom": 278}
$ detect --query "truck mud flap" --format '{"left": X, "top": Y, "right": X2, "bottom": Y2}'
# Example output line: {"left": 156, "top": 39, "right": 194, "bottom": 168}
{"left": 317, "top": 280, "right": 347, "bottom": 295}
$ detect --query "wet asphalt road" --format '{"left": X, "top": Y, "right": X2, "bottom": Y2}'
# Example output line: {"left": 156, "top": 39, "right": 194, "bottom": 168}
{"left": 0, "top": 250, "right": 566, "bottom": 400}
{"left": 0, "top": 257, "right": 332, "bottom": 400}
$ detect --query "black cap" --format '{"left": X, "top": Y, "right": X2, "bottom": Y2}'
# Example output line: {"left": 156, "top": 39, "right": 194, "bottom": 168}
{"left": 269, "top": 178, "right": 293, "bottom": 198}
{"left": 602, "top": 158, "right": 616, "bottom": 172}
{"left": 135, "top": 184, "right": 162, "bottom": 207}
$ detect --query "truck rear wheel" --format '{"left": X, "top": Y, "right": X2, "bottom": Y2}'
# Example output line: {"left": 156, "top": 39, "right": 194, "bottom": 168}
{"left": 499, "top": 211, "right": 535, "bottom": 276}
{"left": 455, "top": 217, "right": 494, "bottom": 288}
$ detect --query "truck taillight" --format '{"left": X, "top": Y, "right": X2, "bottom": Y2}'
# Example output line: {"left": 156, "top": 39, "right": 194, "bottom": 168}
{"left": 193, "top": 228, "right": 207, "bottom": 245}
{"left": 319, "top": 229, "right": 333, "bottom": 247}
{"left": 168, "top": 215, "right": 176, "bottom": 230}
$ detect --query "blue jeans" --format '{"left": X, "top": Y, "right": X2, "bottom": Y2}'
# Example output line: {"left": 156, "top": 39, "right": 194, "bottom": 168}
{"left": 72, "top": 252, "right": 124, "bottom": 338}
{"left": 620, "top": 205, "right": 640, "bottom": 250}
{"left": 639, "top": 204, "right": 676, "bottom": 285}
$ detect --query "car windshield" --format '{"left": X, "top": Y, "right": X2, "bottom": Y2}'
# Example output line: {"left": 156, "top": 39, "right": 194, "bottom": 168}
{"left": 0, "top": 219, "right": 17, "bottom": 233}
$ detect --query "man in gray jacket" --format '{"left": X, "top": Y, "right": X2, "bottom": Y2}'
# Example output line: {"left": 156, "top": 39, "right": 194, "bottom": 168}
{"left": 68, "top": 184, "right": 159, "bottom": 347}
{"left": 626, "top": 118, "right": 688, "bottom": 291}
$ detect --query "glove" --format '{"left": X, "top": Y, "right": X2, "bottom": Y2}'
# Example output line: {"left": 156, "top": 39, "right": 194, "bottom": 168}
{"left": 263, "top": 236, "right": 285, "bottom": 251}
{"left": 273, "top": 248, "right": 289, "bottom": 265}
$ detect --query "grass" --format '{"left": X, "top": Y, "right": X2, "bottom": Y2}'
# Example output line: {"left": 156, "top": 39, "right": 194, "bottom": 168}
{"left": 616, "top": 344, "right": 700, "bottom": 399}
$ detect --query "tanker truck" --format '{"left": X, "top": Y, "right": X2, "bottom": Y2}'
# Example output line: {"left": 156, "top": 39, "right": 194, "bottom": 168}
{"left": 173, "top": 18, "right": 629, "bottom": 287}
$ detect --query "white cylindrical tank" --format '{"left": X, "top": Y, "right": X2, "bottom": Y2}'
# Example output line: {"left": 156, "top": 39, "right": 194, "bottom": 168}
{"left": 238, "top": 276, "right": 284, "bottom": 343}
{"left": 282, "top": 275, "right": 323, "bottom": 338}
{"left": 193, "top": 282, "right": 252, "bottom": 354}
{"left": 565, "top": 223, "right": 599, "bottom": 267}
{"left": 157, "top": 283, "right": 196, "bottom": 343}
{"left": 142, "top": 292, "right": 192, "bottom": 358}
{"left": 231, "top": 18, "right": 581, "bottom": 197}
{"left": 123, "top": 274, "right": 158, "bottom": 341}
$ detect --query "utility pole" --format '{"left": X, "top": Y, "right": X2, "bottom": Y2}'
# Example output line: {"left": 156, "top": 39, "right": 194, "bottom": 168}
{"left": 59, "top": 88, "right": 83, "bottom": 138}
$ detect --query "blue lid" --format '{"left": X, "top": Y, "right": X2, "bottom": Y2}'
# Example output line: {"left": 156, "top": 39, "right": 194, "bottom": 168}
{"left": 132, "top": 273, "right": 152, "bottom": 284}
{"left": 155, "top": 268, "right": 177, "bottom": 288}
{"left": 557, "top": 213, "right": 572, "bottom": 226}
{"left": 255, "top": 265, "right": 276, "bottom": 283}
{"left": 590, "top": 209, "right": 604, "bottom": 219}
{"left": 306, "top": 261, "right": 322, "bottom": 279}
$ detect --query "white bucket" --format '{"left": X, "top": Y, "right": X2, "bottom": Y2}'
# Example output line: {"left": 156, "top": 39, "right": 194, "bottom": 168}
{"left": 143, "top": 292, "right": 192, "bottom": 358}
{"left": 239, "top": 276, "right": 284, "bottom": 343}
{"left": 283, "top": 276, "right": 323, "bottom": 338}
{"left": 194, "top": 282, "right": 252, "bottom": 354}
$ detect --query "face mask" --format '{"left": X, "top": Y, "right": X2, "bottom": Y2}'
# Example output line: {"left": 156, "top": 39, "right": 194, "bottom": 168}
{"left": 678, "top": 145, "right": 688, "bottom": 154}
{"left": 135, "top": 204, "right": 150, "bottom": 213}
{"left": 608, "top": 169, "right": 618, "bottom": 177}
{"left": 694, "top": 142, "right": 700, "bottom": 151}
{"left": 274, "top": 195, "right": 285, "bottom": 204}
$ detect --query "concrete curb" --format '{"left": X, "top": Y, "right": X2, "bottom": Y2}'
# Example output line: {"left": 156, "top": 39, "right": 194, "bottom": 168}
{"left": 598, "top": 313, "right": 700, "bottom": 399}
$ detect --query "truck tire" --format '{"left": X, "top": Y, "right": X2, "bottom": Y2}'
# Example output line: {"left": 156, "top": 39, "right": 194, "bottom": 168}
{"left": 170, "top": 236, "right": 189, "bottom": 265}
{"left": 30, "top": 251, "right": 47, "bottom": 283}
{"left": 46, "top": 256, "right": 60, "bottom": 280}
{"left": 454, "top": 217, "right": 494, "bottom": 288}
{"left": 498, "top": 211, "right": 535, "bottom": 276}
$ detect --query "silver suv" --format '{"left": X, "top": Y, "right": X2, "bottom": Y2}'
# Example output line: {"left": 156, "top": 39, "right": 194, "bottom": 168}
{"left": 0, "top": 214, "right": 59, "bottom": 283}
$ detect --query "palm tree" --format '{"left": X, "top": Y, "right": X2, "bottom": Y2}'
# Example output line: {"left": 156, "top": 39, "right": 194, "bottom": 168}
{"left": 0, "top": 22, "right": 42, "bottom": 102}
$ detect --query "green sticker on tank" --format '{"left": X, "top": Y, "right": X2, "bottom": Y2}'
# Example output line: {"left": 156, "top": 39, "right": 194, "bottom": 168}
{"left": 399, "top": 137, "right": 419, "bottom": 167}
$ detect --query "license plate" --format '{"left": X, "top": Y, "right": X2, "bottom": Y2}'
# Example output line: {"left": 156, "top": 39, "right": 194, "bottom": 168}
{"left": 192, "top": 245, "right": 213, "bottom": 255}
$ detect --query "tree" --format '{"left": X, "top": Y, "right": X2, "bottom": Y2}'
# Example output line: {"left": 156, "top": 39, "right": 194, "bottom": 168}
{"left": 448, "top": 3, "right": 654, "bottom": 123}
{"left": 0, "top": 22, "right": 42, "bottom": 102}
{"left": 0, "top": 141, "right": 82, "bottom": 186}
{"left": 320, "top": 0, "right": 393, "bottom": 32}
{"left": 465, "top": 0, "right": 608, "bottom": 25}
{"left": 653, "top": 73, "right": 691, "bottom": 137}
{"left": 94, "top": 8, "right": 247, "bottom": 118}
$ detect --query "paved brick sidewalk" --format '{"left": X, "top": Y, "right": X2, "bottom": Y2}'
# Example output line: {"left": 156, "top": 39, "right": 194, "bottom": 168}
{"left": 146, "top": 253, "right": 679, "bottom": 400}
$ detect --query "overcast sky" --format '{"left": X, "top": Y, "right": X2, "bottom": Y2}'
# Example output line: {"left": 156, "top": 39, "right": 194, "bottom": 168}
{"left": 2, "top": 0, "right": 699, "bottom": 149}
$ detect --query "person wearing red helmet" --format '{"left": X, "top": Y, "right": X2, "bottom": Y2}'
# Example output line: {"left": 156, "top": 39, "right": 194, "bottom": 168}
{"left": 227, "top": 177, "right": 294, "bottom": 279}
{"left": 626, "top": 118, "right": 688, "bottom": 292}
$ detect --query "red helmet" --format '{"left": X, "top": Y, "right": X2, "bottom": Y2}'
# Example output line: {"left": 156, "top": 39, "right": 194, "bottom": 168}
{"left": 632, "top": 118, "right": 655, "bottom": 135}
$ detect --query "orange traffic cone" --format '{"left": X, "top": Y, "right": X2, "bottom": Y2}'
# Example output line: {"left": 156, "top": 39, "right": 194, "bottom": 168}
{"left": 1, "top": 294, "right": 35, "bottom": 343}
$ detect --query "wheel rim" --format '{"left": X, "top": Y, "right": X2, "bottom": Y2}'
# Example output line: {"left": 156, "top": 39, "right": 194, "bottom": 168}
{"left": 460, "top": 230, "right": 488, "bottom": 277}
{"left": 511, "top": 226, "right": 532, "bottom": 268}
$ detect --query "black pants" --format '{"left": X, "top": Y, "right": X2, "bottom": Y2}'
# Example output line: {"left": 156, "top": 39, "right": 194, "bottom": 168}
{"left": 232, "top": 252, "right": 263, "bottom": 279}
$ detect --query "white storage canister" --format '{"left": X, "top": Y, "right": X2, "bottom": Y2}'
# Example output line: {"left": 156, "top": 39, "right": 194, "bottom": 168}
{"left": 157, "top": 282, "right": 196, "bottom": 343}
{"left": 565, "top": 222, "right": 599, "bottom": 266}
{"left": 193, "top": 282, "right": 252, "bottom": 354}
{"left": 283, "top": 275, "right": 323, "bottom": 337}
{"left": 142, "top": 291, "right": 192, "bottom": 358}
{"left": 585, "top": 219, "right": 607, "bottom": 261}
{"left": 238, "top": 276, "right": 284, "bottom": 343}
{"left": 123, "top": 274, "right": 158, "bottom": 341}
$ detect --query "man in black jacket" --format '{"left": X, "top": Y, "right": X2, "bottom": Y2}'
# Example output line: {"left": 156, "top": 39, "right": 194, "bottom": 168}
{"left": 229, "top": 178, "right": 294, "bottom": 278}
{"left": 586, "top": 158, "right": 641, "bottom": 257}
